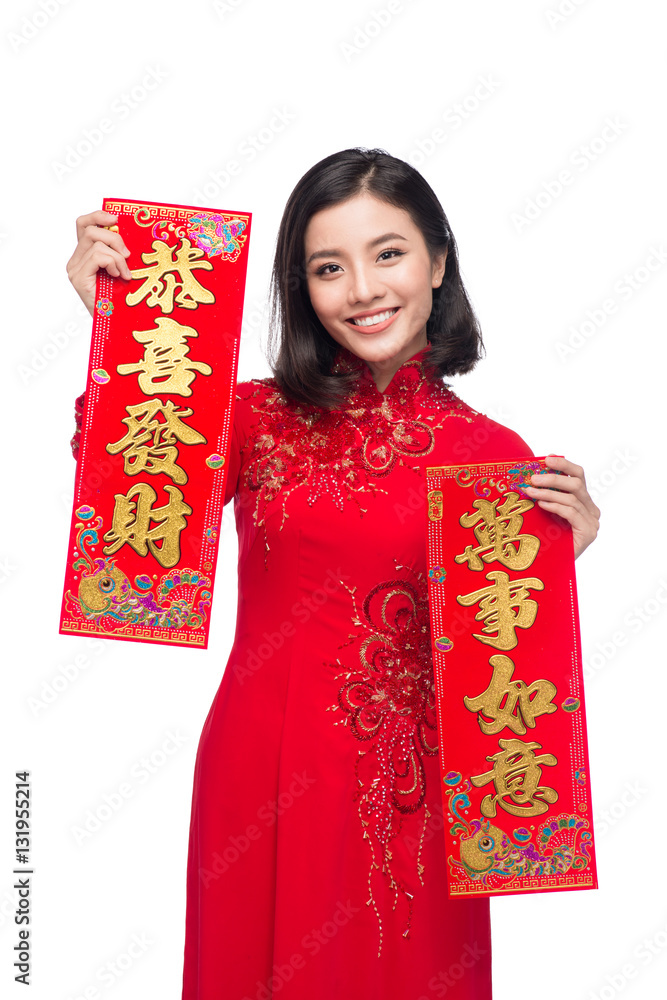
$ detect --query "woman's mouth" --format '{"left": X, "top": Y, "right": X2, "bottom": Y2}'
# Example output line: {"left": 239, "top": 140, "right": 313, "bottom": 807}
{"left": 345, "top": 307, "right": 399, "bottom": 333}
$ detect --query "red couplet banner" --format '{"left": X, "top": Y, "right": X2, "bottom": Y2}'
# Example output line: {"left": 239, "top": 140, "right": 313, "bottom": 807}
{"left": 426, "top": 457, "right": 597, "bottom": 898}
{"left": 60, "top": 198, "right": 251, "bottom": 649}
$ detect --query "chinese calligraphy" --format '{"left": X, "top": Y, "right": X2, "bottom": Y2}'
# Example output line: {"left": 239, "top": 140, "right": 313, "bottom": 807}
{"left": 454, "top": 492, "right": 540, "bottom": 571}
{"left": 116, "top": 317, "right": 212, "bottom": 396}
{"left": 471, "top": 737, "right": 558, "bottom": 818}
{"left": 106, "top": 399, "right": 207, "bottom": 485}
{"left": 127, "top": 238, "right": 215, "bottom": 313}
{"left": 102, "top": 483, "right": 192, "bottom": 569}
{"left": 427, "top": 489, "right": 443, "bottom": 521}
{"left": 425, "top": 458, "right": 594, "bottom": 894}
{"left": 452, "top": 474, "right": 560, "bottom": 826}
{"left": 456, "top": 570, "right": 545, "bottom": 651}
{"left": 464, "top": 654, "right": 557, "bottom": 735}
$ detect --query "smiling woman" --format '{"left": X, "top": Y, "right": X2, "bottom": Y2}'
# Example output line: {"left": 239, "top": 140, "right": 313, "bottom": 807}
{"left": 66, "top": 146, "right": 600, "bottom": 1000}
{"left": 304, "top": 195, "right": 446, "bottom": 390}
{"left": 268, "top": 148, "right": 485, "bottom": 406}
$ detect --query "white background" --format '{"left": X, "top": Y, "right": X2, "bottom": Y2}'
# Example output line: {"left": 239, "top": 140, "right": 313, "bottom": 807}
{"left": 1, "top": 1, "right": 665, "bottom": 998}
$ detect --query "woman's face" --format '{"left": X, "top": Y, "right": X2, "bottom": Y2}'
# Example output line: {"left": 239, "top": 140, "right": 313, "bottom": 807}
{"left": 304, "top": 192, "right": 446, "bottom": 372}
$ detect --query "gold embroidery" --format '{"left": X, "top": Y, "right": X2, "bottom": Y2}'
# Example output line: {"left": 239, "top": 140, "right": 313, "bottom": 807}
{"left": 240, "top": 353, "right": 478, "bottom": 558}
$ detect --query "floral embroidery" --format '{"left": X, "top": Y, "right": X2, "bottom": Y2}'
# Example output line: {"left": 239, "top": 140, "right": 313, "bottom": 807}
{"left": 327, "top": 567, "right": 438, "bottom": 954}
{"left": 241, "top": 381, "right": 379, "bottom": 534}
{"left": 240, "top": 350, "right": 478, "bottom": 551}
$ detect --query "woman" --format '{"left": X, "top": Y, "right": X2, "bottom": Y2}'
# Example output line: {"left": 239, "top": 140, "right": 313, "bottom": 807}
{"left": 68, "top": 148, "right": 599, "bottom": 1000}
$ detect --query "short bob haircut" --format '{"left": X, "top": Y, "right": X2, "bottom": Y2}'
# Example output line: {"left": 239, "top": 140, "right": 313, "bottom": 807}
{"left": 268, "top": 147, "right": 485, "bottom": 409}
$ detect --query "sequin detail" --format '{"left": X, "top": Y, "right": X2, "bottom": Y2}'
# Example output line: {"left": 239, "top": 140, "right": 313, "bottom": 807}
{"left": 239, "top": 351, "right": 477, "bottom": 552}
{"left": 327, "top": 567, "right": 438, "bottom": 954}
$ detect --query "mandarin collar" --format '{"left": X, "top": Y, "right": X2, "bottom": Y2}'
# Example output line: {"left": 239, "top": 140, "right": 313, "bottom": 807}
{"left": 334, "top": 343, "right": 439, "bottom": 397}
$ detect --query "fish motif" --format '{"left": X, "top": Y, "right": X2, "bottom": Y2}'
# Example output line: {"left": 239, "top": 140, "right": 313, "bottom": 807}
{"left": 65, "top": 514, "right": 211, "bottom": 632}
{"left": 446, "top": 783, "right": 592, "bottom": 887}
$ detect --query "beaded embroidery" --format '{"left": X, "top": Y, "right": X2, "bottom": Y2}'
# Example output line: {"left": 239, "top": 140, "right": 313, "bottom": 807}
{"left": 239, "top": 349, "right": 478, "bottom": 554}
{"left": 327, "top": 566, "right": 438, "bottom": 955}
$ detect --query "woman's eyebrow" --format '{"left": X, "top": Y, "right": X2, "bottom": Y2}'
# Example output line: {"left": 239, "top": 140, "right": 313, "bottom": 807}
{"left": 306, "top": 232, "right": 408, "bottom": 266}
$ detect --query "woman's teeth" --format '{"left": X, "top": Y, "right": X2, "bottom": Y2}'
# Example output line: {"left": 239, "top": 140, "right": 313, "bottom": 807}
{"left": 350, "top": 308, "right": 397, "bottom": 327}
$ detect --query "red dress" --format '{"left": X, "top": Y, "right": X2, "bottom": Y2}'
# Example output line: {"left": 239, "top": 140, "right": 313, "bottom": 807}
{"left": 179, "top": 345, "right": 534, "bottom": 999}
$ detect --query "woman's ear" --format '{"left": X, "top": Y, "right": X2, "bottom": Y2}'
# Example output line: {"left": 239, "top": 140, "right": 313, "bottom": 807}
{"left": 431, "top": 249, "right": 448, "bottom": 288}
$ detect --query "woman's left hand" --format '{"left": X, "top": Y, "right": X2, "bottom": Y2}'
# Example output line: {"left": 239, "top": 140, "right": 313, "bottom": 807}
{"left": 522, "top": 455, "right": 600, "bottom": 560}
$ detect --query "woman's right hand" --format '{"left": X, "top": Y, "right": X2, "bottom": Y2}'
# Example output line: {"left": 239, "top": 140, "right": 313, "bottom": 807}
{"left": 66, "top": 210, "right": 133, "bottom": 317}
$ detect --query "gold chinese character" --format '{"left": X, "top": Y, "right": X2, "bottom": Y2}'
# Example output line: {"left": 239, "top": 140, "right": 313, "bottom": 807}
{"left": 427, "top": 489, "right": 443, "bottom": 521}
{"left": 463, "top": 654, "right": 557, "bottom": 735}
{"left": 117, "top": 317, "right": 212, "bottom": 396}
{"left": 456, "top": 570, "right": 544, "bottom": 650}
{"left": 106, "top": 399, "right": 207, "bottom": 485}
{"left": 471, "top": 737, "right": 558, "bottom": 818}
{"left": 126, "top": 238, "right": 215, "bottom": 313}
{"left": 455, "top": 492, "right": 540, "bottom": 571}
{"left": 102, "top": 483, "right": 192, "bottom": 569}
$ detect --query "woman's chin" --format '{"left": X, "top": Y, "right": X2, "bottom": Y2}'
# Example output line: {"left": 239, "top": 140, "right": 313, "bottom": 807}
{"left": 340, "top": 331, "right": 426, "bottom": 365}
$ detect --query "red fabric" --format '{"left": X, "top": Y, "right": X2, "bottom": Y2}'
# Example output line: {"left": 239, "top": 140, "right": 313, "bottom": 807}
{"left": 181, "top": 346, "right": 534, "bottom": 1000}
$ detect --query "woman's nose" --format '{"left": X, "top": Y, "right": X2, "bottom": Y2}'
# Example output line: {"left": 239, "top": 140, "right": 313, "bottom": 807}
{"left": 347, "top": 265, "right": 385, "bottom": 304}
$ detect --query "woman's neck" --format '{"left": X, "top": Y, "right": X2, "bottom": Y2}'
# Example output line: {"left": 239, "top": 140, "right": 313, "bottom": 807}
{"left": 363, "top": 337, "right": 430, "bottom": 393}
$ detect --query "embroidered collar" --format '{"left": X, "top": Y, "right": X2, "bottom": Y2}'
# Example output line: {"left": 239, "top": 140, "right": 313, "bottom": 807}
{"left": 333, "top": 343, "right": 440, "bottom": 399}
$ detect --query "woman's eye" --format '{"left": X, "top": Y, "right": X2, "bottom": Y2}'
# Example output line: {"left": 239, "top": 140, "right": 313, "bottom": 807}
{"left": 377, "top": 248, "right": 405, "bottom": 262}
{"left": 315, "top": 263, "right": 342, "bottom": 275}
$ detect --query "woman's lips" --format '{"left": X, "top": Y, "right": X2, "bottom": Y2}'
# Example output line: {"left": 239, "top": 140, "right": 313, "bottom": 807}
{"left": 344, "top": 307, "right": 400, "bottom": 334}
